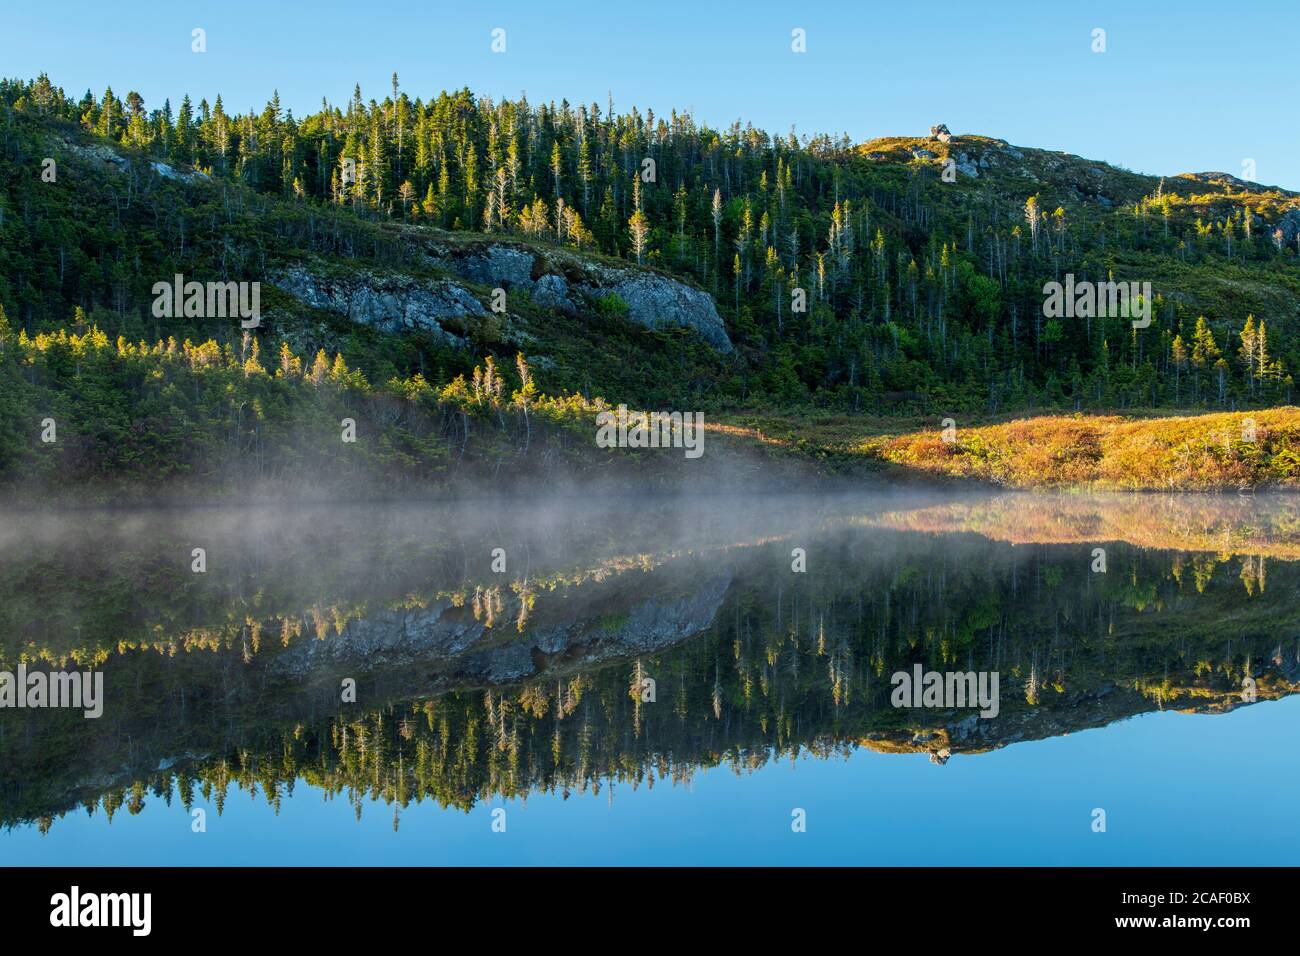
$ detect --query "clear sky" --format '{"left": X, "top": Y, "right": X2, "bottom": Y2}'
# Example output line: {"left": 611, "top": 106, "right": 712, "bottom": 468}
{"left": 3, "top": 0, "right": 1299, "bottom": 189}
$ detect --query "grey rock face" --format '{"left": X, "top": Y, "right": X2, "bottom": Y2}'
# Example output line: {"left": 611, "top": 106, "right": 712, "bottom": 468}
{"left": 579, "top": 273, "right": 734, "bottom": 352}
{"left": 150, "top": 160, "right": 209, "bottom": 183}
{"left": 1275, "top": 208, "right": 1300, "bottom": 247}
{"left": 64, "top": 141, "right": 129, "bottom": 172}
{"left": 955, "top": 153, "right": 980, "bottom": 178}
{"left": 460, "top": 246, "right": 535, "bottom": 288}
{"left": 584, "top": 575, "right": 732, "bottom": 656}
{"left": 427, "top": 238, "right": 733, "bottom": 352}
{"left": 951, "top": 713, "right": 981, "bottom": 741}
{"left": 531, "top": 273, "right": 575, "bottom": 311}
{"left": 460, "top": 641, "right": 536, "bottom": 683}
{"left": 929, "top": 123, "right": 952, "bottom": 143}
{"left": 272, "top": 265, "right": 478, "bottom": 346}
{"left": 62, "top": 139, "right": 209, "bottom": 183}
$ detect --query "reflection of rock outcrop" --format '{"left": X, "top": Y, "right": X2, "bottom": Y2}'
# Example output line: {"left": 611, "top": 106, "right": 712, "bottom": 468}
{"left": 0, "top": 561, "right": 734, "bottom": 828}
{"left": 270, "top": 573, "right": 732, "bottom": 688}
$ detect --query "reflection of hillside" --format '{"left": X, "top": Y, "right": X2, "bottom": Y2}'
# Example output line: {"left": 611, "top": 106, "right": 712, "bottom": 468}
{"left": 0, "top": 497, "right": 846, "bottom": 668}
{"left": 11, "top": 492, "right": 1297, "bottom": 668}
{"left": 868, "top": 492, "right": 1300, "bottom": 559}
{"left": 5, "top": 527, "right": 1297, "bottom": 833}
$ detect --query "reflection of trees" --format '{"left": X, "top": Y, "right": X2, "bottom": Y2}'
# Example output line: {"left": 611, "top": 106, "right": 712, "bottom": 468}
{"left": 8, "top": 531, "right": 1299, "bottom": 833}
{"left": 9, "top": 492, "right": 1300, "bottom": 668}
{"left": 0, "top": 516, "right": 700, "bottom": 669}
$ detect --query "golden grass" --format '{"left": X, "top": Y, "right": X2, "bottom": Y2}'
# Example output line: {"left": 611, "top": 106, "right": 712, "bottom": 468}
{"left": 861, "top": 408, "right": 1300, "bottom": 490}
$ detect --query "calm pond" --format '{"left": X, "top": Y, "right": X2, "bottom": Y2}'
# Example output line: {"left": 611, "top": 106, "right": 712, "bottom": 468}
{"left": 2, "top": 491, "right": 1297, "bottom": 864}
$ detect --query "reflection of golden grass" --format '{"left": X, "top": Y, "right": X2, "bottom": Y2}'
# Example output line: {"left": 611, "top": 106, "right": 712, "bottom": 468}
{"left": 860, "top": 408, "right": 1300, "bottom": 490}
{"left": 866, "top": 493, "right": 1300, "bottom": 559}
{"left": 858, "top": 677, "right": 1298, "bottom": 759}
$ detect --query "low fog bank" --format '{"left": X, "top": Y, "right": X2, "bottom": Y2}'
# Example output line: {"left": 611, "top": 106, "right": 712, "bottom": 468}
{"left": 5, "top": 486, "right": 1299, "bottom": 578}
{"left": 0, "top": 484, "right": 990, "bottom": 562}
{"left": 1, "top": 406, "right": 892, "bottom": 510}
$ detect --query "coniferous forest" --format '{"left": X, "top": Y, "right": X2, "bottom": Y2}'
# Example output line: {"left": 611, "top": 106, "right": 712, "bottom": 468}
{"left": 2, "top": 71, "right": 1300, "bottom": 495}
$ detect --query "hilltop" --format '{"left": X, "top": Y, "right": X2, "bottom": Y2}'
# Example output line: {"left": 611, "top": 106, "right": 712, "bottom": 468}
{"left": 2, "top": 75, "right": 1300, "bottom": 495}
{"left": 860, "top": 129, "right": 1300, "bottom": 204}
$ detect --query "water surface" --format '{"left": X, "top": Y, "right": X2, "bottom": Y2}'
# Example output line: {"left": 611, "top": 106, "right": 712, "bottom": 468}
{"left": 1, "top": 492, "right": 1297, "bottom": 864}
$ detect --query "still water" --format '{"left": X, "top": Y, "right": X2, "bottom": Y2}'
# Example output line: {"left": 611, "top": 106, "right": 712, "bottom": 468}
{"left": 1, "top": 492, "right": 1297, "bottom": 864}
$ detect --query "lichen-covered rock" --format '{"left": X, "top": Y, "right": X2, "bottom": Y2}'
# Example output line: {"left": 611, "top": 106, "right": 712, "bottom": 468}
{"left": 150, "top": 160, "right": 209, "bottom": 183}
{"left": 460, "top": 246, "right": 535, "bottom": 288}
{"left": 579, "top": 273, "right": 734, "bottom": 352}
{"left": 955, "top": 153, "right": 980, "bottom": 178}
{"left": 531, "top": 273, "right": 575, "bottom": 311}
{"left": 425, "top": 236, "right": 733, "bottom": 351}
{"left": 272, "top": 265, "right": 479, "bottom": 345}
{"left": 1275, "top": 208, "right": 1300, "bottom": 247}
{"left": 64, "top": 141, "right": 129, "bottom": 171}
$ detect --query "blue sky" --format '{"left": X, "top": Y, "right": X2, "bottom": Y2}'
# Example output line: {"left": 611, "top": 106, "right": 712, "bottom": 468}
{"left": 2, "top": 0, "right": 1298, "bottom": 189}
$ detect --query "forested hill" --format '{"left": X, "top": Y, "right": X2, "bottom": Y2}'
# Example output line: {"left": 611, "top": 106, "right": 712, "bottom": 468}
{"left": 3, "top": 71, "right": 1300, "bottom": 420}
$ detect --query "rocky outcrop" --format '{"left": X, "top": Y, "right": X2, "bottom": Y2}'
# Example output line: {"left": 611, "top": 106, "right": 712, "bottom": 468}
{"left": 531, "top": 273, "right": 575, "bottom": 311}
{"left": 271, "top": 265, "right": 481, "bottom": 346}
{"left": 458, "top": 245, "right": 536, "bottom": 288}
{"left": 61, "top": 138, "right": 209, "bottom": 183}
{"left": 424, "top": 236, "right": 734, "bottom": 352}
{"left": 150, "top": 160, "right": 210, "bottom": 183}
{"left": 1275, "top": 208, "right": 1300, "bottom": 247}
{"left": 954, "top": 152, "right": 980, "bottom": 178}
{"left": 267, "top": 600, "right": 482, "bottom": 679}
{"left": 274, "top": 237, "right": 734, "bottom": 353}
{"left": 56, "top": 125, "right": 732, "bottom": 353}
{"left": 929, "top": 124, "right": 952, "bottom": 143}
{"left": 64, "top": 141, "right": 129, "bottom": 172}
{"left": 575, "top": 273, "right": 733, "bottom": 351}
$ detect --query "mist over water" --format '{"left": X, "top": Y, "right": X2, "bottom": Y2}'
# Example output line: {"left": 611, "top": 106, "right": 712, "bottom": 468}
{"left": 2, "top": 490, "right": 1299, "bottom": 863}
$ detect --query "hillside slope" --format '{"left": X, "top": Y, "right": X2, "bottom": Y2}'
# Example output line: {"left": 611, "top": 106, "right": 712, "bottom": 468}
{"left": 6, "top": 77, "right": 1300, "bottom": 412}
{"left": 3, "top": 77, "right": 1300, "bottom": 495}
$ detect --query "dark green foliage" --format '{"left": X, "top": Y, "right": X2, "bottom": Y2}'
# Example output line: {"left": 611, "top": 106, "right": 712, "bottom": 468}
{"left": 2, "top": 71, "right": 1299, "bottom": 452}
